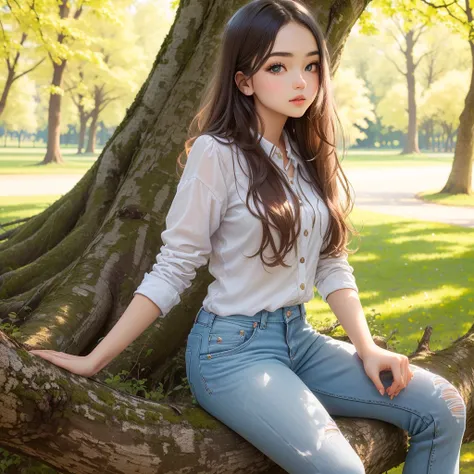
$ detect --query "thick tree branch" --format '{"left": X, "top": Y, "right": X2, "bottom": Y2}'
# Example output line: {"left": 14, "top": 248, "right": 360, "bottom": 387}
{"left": 1, "top": 323, "right": 473, "bottom": 474}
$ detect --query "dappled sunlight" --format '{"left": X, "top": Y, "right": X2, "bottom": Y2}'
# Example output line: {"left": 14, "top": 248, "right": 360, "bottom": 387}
{"left": 24, "top": 326, "right": 53, "bottom": 346}
{"left": 351, "top": 252, "right": 379, "bottom": 263}
{"left": 387, "top": 231, "right": 472, "bottom": 249}
{"left": 307, "top": 208, "right": 473, "bottom": 356}
{"left": 406, "top": 251, "right": 465, "bottom": 261}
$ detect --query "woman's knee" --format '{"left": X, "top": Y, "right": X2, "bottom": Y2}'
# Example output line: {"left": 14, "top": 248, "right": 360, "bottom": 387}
{"left": 414, "top": 368, "right": 467, "bottom": 436}
{"left": 430, "top": 374, "right": 466, "bottom": 433}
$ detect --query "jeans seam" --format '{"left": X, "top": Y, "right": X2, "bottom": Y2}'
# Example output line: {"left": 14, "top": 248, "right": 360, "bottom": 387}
{"left": 427, "top": 417, "right": 436, "bottom": 474}
{"left": 309, "top": 386, "right": 432, "bottom": 429}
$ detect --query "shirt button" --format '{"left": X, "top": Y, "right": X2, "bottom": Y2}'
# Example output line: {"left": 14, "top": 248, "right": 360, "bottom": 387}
{"left": 304, "top": 230, "right": 309, "bottom": 236}
{"left": 217, "top": 337, "right": 222, "bottom": 343}
{"left": 300, "top": 283, "right": 305, "bottom": 290}
{"left": 239, "top": 330, "right": 245, "bottom": 336}
{"left": 286, "top": 310, "right": 292, "bottom": 318}
{"left": 300, "top": 257, "right": 305, "bottom": 263}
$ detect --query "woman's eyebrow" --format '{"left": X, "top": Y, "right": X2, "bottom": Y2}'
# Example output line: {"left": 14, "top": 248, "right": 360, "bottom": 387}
{"left": 268, "top": 51, "right": 320, "bottom": 58}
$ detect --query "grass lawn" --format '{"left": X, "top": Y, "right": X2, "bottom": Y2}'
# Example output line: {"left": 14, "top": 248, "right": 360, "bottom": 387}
{"left": 0, "top": 195, "right": 61, "bottom": 226}
{"left": 0, "top": 146, "right": 100, "bottom": 175}
{"left": 307, "top": 206, "right": 474, "bottom": 473}
{"left": 0, "top": 146, "right": 452, "bottom": 175}
{"left": 342, "top": 149, "right": 454, "bottom": 168}
{"left": 417, "top": 190, "right": 474, "bottom": 208}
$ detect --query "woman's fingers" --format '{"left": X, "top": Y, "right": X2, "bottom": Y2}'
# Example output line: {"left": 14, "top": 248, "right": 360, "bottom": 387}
{"left": 30, "top": 350, "right": 78, "bottom": 360}
{"left": 393, "top": 359, "right": 412, "bottom": 398}
{"left": 29, "top": 350, "right": 98, "bottom": 377}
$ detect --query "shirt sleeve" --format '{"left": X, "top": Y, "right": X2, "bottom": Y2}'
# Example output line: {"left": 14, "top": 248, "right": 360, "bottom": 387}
{"left": 133, "top": 134, "right": 228, "bottom": 317}
{"left": 314, "top": 249, "right": 359, "bottom": 303}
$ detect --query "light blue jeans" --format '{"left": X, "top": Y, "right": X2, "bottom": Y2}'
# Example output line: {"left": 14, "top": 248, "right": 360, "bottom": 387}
{"left": 185, "top": 303, "right": 466, "bottom": 474}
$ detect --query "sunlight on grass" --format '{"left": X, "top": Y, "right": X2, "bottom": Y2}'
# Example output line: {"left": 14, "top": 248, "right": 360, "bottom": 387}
{"left": 418, "top": 189, "right": 474, "bottom": 208}
{"left": 342, "top": 149, "right": 453, "bottom": 169}
{"left": 0, "top": 195, "right": 62, "bottom": 226}
{"left": 308, "top": 207, "right": 473, "bottom": 355}
{"left": 0, "top": 147, "right": 99, "bottom": 175}
{"left": 306, "top": 206, "right": 474, "bottom": 473}
{"left": 351, "top": 252, "right": 379, "bottom": 263}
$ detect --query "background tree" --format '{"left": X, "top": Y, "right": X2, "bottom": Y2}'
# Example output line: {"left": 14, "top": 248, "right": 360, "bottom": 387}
{"left": 332, "top": 66, "right": 375, "bottom": 147}
{"left": 7, "top": 0, "right": 122, "bottom": 164}
{"left": 0, "top": 1, "right": 45, "bottom": 118}
{"left": 418, "top": 0, "right": 474, "bottom": 194}
{"left": 63, "top": 7, "right": 147, "bottom": 154}
{"left": 420, "top": 69, "right": 469, "bottom": 152}
{"left": 0, "top": 74, "right": 37, "bottom": 145}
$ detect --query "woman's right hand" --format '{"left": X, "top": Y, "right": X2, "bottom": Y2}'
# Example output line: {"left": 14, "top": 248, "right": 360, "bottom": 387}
{"left": 29, "top": 350, "right": 99, "bottom": 377}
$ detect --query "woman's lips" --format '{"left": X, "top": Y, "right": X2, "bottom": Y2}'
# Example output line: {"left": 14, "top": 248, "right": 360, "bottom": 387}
{"left": 290, "top": 98, "right": 305, "bottom": 105}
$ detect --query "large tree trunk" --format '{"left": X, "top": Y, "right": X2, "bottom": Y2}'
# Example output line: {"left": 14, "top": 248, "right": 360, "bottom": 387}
{"left": 5, "top": 0, "right": 471, "bottom": 472}
{"left": 441, "top": 40, "right": 474, "bottom": 194}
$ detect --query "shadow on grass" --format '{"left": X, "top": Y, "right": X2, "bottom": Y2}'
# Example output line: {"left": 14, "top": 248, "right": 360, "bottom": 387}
{"left": 309, "top": 211, "right": 473, "bottom": 355}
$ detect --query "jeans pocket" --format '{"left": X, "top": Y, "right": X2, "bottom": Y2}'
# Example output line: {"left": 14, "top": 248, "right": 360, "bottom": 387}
{"left": 200, "top": 316, "right": 259, "bottom": 360}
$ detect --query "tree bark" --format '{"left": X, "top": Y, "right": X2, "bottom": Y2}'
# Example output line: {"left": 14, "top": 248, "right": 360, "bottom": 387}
{"left": 401, "top": 29, "right": 421, "bottom": 155}
{"left": 42, "top": 0, "right": 83, "bottom": 165}
{"left": 7, "top": 0, "right": 471, "bottom": 472}
{"left": 441, "top": 40, "right": 474, "bottom": 194}
{"left": 0, "top": 324, "right": 472, "bottom": 474}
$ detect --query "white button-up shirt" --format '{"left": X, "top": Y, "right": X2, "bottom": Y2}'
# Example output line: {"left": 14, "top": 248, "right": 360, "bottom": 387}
{"left": 134, "top": 129, "right": 358, "bottom": 317}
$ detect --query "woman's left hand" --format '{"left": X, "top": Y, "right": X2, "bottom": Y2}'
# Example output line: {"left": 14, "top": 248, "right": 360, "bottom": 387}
{"left": 359, "top": 345, "right": 414, "bottom": 399}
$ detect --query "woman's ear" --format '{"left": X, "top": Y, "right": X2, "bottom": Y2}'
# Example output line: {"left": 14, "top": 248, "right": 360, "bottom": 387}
{"left": 235, "top": 71, "right": 253, "bottom": 96}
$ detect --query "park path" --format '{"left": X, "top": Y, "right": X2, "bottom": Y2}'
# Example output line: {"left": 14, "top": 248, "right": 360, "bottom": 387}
{"left": 0, "top": 165, "right": 473, "bottom": 227}
{"left": 344, "top": 165, "right": 473, "bottom": 228}
{"left": 0, "top": 174, "right": 81, "bottom": 197}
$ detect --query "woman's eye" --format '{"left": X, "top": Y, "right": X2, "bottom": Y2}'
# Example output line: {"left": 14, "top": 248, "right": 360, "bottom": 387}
{"left": 267, "top": 62, "right": 320, "bottom": 74}
{"left": 268, "top": 63, "right": 284, "bottom": 74}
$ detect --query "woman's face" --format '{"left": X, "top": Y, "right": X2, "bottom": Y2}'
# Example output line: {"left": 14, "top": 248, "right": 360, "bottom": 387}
{"left": 235, "top": 22, "right": 321, "bottom": 121}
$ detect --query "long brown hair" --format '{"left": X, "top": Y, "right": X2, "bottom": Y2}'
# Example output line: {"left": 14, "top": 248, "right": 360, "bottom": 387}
{"left": 179, "top": 0, "right": 359, "bottom": 268}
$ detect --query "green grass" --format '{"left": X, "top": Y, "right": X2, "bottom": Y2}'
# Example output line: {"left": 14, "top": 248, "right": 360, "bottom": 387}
{"left": 417, "top": 190, "right": 474, "bottom": 208}
{"left": 0, "top": 146, "right": 100, "bottom": 174}
{"left": 308, "top": 207, "right": 473, "bottom": 355}
{"left": 0, "top": 195, "right": 62, "bottom": 227}
{"left": 0, "top": 147, "right": 452, "bottom": 176}
{"left": 307, "top": 206, "right": 474, "bottom": 473}
{"left": 341, "top": 149, "right": 453, "bottom": 168}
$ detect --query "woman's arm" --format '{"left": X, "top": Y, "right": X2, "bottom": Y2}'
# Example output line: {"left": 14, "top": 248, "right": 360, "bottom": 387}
{"left": 30, "top": 135, "right": 228, "bottom": 376}
{"left": 29, "top": 294, "right": 162, "bottom": 376}
{"left": 88, "top": 294, "right": 162, "bottom": 372}
{"left": 326, "top": 288, "right": 377, "bottom": 358}
{"left": 314, "top": 248, "right": 377, "bottom": 358}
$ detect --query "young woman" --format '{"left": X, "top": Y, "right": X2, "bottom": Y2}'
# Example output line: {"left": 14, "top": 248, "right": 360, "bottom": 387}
{"left": 31, "top": 1, "right": 466, "bottom": 472}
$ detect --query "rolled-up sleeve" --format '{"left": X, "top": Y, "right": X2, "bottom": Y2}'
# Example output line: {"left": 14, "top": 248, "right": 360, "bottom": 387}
{"left": 314, "top": 250, "right": 359, "bottom": 303}
{"left": 133, "top": 135, "right": 228, "bottom": 317}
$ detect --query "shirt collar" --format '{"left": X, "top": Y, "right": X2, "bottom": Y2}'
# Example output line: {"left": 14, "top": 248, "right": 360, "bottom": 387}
{"left": 251, "top": 127, "right": 300, "bottom": 172}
